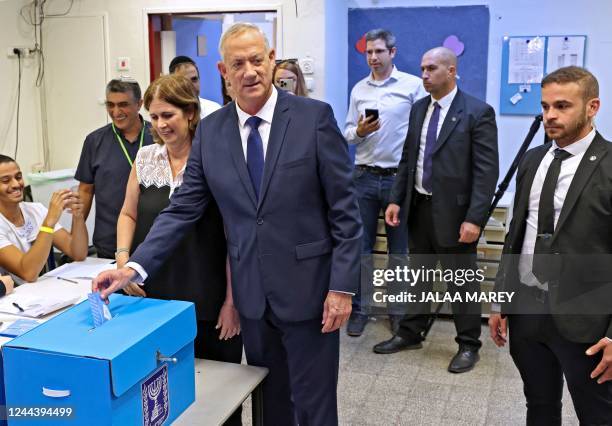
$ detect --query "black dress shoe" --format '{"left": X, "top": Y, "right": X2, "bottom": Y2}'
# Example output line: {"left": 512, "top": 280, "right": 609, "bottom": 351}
{"left": 346, "top": 313, "right": 368, "bottom": 336}
{"left": 448, "top": 346, "right": 480, "bottom": 373}
{"left": 373, "top": 335, "right": 423, "bottom": 354}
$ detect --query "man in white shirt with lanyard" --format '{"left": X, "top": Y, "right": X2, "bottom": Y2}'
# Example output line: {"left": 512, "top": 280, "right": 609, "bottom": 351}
{"left": 75, "top": 78, "right": 153, "bottom": 259}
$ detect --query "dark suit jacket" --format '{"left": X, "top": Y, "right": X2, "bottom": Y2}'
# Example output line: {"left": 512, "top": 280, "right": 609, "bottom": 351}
{"left": 495, "top": 133, "right": 612, "bottom": 342}
{"left": 390, "top": 89, "right": 499, "bottom": 246}
{"left": 130, "top": 90, "right": 362, "bottom": 322}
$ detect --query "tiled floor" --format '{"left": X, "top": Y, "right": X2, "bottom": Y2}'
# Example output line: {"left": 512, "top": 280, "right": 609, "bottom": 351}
{"left": 241, "top": 317, "right": 579, "bottom": 425}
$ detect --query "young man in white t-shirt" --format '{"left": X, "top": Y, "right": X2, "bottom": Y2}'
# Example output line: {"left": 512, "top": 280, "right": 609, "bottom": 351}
{"left": 0, "top": 155, "right": 88, "bottom": 283}
{"left": 169, "top": 55, "right": 222, "bottom": 119}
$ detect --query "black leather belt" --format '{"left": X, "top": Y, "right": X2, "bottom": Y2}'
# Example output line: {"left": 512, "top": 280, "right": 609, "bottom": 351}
{"left": 414, "top": 191, "right": 433, "bottom": 203}
{"left": 524, "top": 285, "right": 548, "bottom": 303}
{"left": 355, "top": 165, "right": 398, "bottom": 176}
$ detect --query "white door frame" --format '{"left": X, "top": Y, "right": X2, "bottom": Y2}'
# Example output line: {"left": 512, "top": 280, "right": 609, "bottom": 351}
{"left": 141, "top": 4, "right": 284, "bottom": 85}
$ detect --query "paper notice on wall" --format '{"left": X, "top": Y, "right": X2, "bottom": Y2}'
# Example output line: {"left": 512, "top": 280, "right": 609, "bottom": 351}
{"left": 508, "top": 37, "right": 545, "bottom": 84}
{"left": 546, "top": 36, "right": 586, "bottom": 74}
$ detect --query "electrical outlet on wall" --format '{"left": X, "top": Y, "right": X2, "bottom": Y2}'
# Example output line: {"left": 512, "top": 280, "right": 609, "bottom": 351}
{"left": 300, "top": 56, "right": 314, "bottom": 75}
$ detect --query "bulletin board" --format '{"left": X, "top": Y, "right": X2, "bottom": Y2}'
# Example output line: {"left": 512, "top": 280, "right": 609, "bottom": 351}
{"left": 348, "top": 6, "right": 490, "bottom": 102}
{"left": 500, "top": 35, "right": 587, "bottom": 115}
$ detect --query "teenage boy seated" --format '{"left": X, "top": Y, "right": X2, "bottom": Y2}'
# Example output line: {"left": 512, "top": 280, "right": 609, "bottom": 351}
{"left": 0, "top": 155, "right": 88, "bottom": 283}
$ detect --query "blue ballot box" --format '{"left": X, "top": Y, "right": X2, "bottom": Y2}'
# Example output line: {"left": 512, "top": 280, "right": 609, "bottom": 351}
{"left": 2, "top": 294, "right": 197, "bottom": 425}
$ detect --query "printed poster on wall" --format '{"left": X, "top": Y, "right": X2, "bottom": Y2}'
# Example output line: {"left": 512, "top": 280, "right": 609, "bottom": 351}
{"left": 546, "top": 36, "right": 586, "bottom": 74}
{"left": 508, "top": 36, "right": 545, "bottom": 84}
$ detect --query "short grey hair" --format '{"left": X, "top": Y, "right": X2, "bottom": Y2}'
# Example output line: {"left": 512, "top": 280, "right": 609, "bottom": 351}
{"left": 365, "top": 29, "right": 396, "bottom": 50}
{"left": 218, "top": 23, "right": 270, "bottom": 61}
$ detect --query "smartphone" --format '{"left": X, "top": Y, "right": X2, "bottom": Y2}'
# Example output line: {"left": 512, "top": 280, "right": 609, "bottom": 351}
{"left": 276, "top": 78, "right": 296, "bottom": 93}
{"left": 365, "top": 108, "right": 379, "bottom": 121}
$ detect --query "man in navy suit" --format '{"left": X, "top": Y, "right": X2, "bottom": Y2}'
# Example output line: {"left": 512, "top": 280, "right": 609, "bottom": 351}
{"left": 373, "top": 47, "right": 499, "bottom": 373}
{"left": 93, "top": 23, "right": 362, "bottom": 425}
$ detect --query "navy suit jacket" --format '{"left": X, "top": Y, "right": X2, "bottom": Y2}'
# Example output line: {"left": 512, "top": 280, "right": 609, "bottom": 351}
{"left": 130, "top": 90, "right": 362, "bottom": 321}
{"left": 390, "top": 89, "right": 499, "bottom": 246}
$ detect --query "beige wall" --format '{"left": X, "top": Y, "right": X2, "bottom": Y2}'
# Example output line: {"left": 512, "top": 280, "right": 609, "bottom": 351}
{"left": 0, "top": 0, "right": 45, "bottom": 173}
{"left": 0, "top": 0, "right": 340, "bottom": 173}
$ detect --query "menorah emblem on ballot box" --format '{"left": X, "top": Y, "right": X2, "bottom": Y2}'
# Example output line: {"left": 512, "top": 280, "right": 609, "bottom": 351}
{"left": 142, "top": 364, "right": 170, "bottom": 426}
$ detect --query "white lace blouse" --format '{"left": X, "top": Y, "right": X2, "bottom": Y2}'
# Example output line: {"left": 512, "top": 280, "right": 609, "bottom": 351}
{"left": 134, "top": 144, "right": 186, "bottom": 198}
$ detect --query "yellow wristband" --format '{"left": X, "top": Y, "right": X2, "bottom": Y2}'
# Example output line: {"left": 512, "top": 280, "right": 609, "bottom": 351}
{"left": 39, "top": 226, "right": 54, "bottom": 234}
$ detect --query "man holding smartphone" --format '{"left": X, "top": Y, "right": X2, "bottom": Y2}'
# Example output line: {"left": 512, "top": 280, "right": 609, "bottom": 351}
{"left": 344, "top": 29, "right": 427, "bottom": 336}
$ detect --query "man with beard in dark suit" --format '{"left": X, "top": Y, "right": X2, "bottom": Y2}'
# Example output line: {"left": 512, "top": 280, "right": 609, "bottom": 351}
{"left": 489, "top": 66, "right": 612, "bottom": 425}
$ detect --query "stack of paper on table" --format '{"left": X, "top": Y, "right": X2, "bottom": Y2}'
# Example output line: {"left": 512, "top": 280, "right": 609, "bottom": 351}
{"left": 0, "top": 292, "right": 79, "bottom": 318}
{"left": 43, "top": 258, "right": 115, "bottom": 280}
{"left": 0, "top": 279, "right": 88, "bottom": 317}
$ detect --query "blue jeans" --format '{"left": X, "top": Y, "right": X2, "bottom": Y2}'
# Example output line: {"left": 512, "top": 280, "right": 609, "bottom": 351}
{"left": 353, "top": 168, "right": 408, "bottom": 314}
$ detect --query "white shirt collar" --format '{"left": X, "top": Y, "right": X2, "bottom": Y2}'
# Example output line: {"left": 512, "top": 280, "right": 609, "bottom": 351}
{"left": 551, "top": 127, "right": 596, "bottom": 157}
{"left": 236, "top": 86, "right": 278, "bottom": 127}
{"left": 367, "top": 65, "right": 400, "bottom": 86}
{"left": 431, "top": 85, "right": 458, "bottom": 110}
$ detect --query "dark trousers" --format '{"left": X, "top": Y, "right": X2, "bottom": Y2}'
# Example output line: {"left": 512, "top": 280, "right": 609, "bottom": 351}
{"left": 240, "top": 307, "right": 340, "bottom": 426}
{"left": 509, "top": 315, "right": 612, "bottom": 426}
{"left": 195, "top": 320, "right": 244, "bottom": 426}
{"left": 397, "top": 193, "right": 482, "bottom": 348}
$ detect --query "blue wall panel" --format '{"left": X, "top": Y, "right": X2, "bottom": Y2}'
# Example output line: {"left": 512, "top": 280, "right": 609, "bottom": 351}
{"left": 174, "top": 18, "right": 223, "bottom": 105}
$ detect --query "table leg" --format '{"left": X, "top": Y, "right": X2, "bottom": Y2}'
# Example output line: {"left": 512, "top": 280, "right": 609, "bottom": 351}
{"left": 251, "top": 383, "right": 264, "bottom": 426}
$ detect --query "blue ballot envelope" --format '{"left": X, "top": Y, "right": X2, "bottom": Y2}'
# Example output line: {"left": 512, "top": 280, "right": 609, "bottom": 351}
{"left": 2, "top": 294, "right": 197, "bottom": 426}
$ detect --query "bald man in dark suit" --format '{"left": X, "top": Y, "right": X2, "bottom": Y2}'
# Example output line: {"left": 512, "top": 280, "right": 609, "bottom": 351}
{"left": 373, "top": 47, "right": 499, "bottom": 374}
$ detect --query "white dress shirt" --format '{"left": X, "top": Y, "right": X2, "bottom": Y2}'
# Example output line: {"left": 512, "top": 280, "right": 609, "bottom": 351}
{"left": 518, "top": 128, "right": 596, "bottom": 289}
{"left": 199, "top": 97, "right": 222, "bottom": 119}
{"left": 344, "top": 66, "right": 427, "bottom": 168}
{"left": 415, "top": 86, "right": 458, "bottom": 195}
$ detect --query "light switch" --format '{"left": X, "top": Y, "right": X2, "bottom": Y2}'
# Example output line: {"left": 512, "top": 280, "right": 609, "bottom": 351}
{"left": 305, "top": 77, "right": 314, "bottom": 92}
